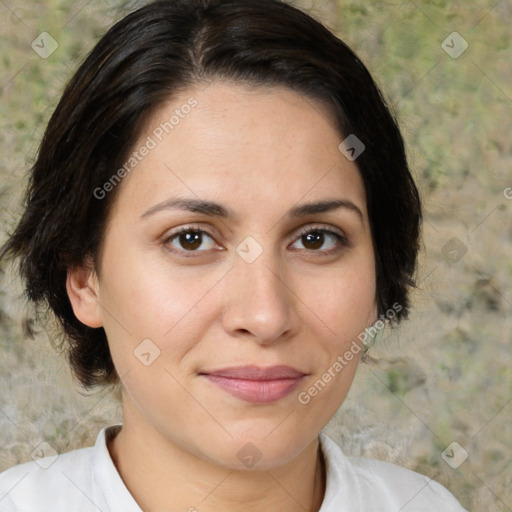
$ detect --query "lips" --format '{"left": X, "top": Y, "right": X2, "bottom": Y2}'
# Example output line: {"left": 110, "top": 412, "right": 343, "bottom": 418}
{"left": 199, "top": 365, "right": 307, "bottom": 404}
{"left": 201, "top": 364, "right": 306, "bottom": 380}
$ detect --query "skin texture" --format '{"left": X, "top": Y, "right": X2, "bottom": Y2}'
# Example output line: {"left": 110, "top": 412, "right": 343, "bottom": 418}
{"left": 67, "top": 81, "right": 378, "bottom": 512}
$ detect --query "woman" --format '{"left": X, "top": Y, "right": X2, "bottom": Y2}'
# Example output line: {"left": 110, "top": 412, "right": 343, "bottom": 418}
{"left": 0, "top": 0, "right": 467, "bottom": 510}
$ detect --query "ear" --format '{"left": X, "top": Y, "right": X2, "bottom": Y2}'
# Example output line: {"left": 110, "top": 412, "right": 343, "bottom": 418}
{"left": 66, "top": 259, "right": 103, "bottom": 328}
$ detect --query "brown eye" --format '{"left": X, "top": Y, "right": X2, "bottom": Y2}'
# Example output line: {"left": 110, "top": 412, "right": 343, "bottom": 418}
{"left": 301, "top": 231, "right": 325, "bottom": 250}
{"left": 178, "top": 231, "right": 203, "bottom": 250}
{"left": 165, "top": 228, "right": 216, "bottom": 253}
{"left": 291, "top": 227, "right": 348, "bottom": 254}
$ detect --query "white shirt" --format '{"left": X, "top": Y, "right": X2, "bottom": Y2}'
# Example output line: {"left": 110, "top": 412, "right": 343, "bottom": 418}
{"left": 0, "top": 424, "right": 467, "bottom": 511}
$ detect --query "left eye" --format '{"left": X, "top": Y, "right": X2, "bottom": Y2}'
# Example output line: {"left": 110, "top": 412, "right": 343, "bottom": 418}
{"left": 290, "top": 228, "right": 346, "bottom": 253}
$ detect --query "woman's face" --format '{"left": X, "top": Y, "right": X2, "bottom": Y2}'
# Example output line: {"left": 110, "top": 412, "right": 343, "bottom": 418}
{"left": 71, "top": 81, "right": 377, "bottom": 469}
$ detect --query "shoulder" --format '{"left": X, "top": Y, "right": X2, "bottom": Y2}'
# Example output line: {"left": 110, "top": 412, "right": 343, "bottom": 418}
{"left": 0, "top": 446, "right": 95, "bottom": 512}
{"left": 348, "top": 456, "right": 467, "bottom": 510}
{"left": 319, "top": 432, "right": 468, "bottom": 511}
{"left": 0, "top": 425, "right": 139, "bottom": 512}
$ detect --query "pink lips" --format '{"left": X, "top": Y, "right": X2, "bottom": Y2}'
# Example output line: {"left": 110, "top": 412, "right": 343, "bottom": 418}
{"left": 200, "top": 365, "right": 307, "bottom": 404}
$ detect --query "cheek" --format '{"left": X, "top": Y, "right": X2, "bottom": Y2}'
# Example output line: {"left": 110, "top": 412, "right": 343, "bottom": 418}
{"left": 295, "top": 261, "right": 375, "bottom": 418}
{"left": 98, "top": 243, "right": 191, "bottom": 337}
{"left": 299, "top": 256, "right": 376, "bottom": 341}
{"left": 96, "top": 243, "right": 229, "bottom": 379}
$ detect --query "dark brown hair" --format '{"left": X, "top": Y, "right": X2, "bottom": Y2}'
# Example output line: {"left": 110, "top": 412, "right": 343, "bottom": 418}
{"left": 0, "top": 0, "right": 422, "bottom": 390}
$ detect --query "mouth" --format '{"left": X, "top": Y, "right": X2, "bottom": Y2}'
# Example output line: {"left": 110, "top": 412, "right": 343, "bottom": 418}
{"left": 199, "top": 365, "right": 308, "bottom": 404}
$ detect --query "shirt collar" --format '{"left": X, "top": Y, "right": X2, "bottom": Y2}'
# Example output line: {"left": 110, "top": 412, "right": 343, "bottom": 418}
{"left": 318, "top": 431, "right": 362, "bottom": 510}
{"left": 92, "top": 424, "right": 142, "bottom": 511}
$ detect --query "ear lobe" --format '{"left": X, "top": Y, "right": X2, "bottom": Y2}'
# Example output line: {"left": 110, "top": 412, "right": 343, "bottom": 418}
{"left": 66, "top": 261, "right": 103, "bottom": 328}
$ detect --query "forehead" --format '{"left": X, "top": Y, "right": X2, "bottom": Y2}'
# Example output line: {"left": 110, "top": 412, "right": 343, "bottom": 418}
{"left": 115, "top": 81, "right": 367, "bottom": 217}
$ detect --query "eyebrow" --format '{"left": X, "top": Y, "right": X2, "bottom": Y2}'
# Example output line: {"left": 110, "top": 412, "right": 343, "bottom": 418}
{"left": 140, "top": 197, "right": 364, "bottom": 222}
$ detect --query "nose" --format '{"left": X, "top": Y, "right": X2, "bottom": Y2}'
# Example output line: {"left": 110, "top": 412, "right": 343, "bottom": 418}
{"left": 221, "top": 247, "right": 299, "bottom": 345}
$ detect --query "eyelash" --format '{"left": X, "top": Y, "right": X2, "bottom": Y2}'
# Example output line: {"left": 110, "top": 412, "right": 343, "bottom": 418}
{"left": 163, "top": 224, "right": 349, "bottom": 258}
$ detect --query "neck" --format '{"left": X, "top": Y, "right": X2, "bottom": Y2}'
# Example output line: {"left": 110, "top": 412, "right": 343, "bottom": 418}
{"left": 108, "top": 416, "right": 326, "bottom": 512}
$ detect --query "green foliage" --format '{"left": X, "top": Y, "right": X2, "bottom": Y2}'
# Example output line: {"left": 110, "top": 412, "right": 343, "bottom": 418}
{"left": 332, "top": 0, "right": 511, "bottom": 191}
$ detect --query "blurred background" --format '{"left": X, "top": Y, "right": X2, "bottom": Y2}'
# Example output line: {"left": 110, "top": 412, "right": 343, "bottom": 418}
{"left": 0, "top": 0, "right": 510, "bottom": 510}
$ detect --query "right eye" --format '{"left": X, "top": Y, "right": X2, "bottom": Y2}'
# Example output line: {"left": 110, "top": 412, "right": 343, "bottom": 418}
{"left": 163, "top": 226, "right": 220, "bottom": 256}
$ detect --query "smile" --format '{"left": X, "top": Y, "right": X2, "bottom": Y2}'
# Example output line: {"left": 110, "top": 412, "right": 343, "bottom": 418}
{"left": 199, "top": 365, "right": 308, "bottom": 404}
